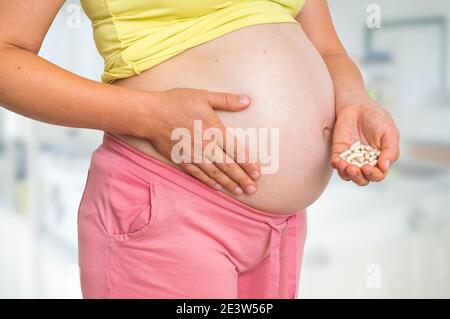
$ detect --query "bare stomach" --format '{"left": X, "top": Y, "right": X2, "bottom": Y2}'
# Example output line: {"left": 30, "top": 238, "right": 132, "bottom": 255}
{"left": 112, "top": 23, "right": 335, "bottom": 214}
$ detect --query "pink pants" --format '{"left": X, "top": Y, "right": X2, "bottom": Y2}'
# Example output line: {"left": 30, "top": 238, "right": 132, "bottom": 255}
{"left": 77, "top": 132, "right": 307, "bottom": 298}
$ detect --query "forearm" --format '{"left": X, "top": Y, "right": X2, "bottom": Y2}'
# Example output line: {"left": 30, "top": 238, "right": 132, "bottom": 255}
{"left": 322, "top": 52, "right": 375, "bottom": 114}
{"left": 0, "top": 45, "right": 155, "bottom": 138}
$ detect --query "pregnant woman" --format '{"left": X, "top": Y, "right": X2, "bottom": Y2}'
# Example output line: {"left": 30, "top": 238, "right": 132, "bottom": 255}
{"left": 0, "top": 0, "right": 399, "bottom": 298}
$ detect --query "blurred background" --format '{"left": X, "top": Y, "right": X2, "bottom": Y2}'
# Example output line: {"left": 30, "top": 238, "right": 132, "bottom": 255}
{"left": 0, "top": 0, "right": 449, "bottom": 298}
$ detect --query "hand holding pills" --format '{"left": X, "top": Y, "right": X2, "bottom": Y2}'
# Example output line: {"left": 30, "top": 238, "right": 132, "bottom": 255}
{"left": 339, "top": 141, "right": 380, "bottom": 167}
{"left": 331, "top": 103, "right": 400, "bottom": 186}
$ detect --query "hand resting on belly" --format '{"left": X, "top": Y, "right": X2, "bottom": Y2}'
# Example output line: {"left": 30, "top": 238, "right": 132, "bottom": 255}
{"left": 112, "top": 23, "right": 336, "bottom": 214}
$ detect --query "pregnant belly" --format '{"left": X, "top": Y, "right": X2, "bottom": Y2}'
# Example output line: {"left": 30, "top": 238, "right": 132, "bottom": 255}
{"left": 113, "top": 23, "right": 336, "bottom": 214}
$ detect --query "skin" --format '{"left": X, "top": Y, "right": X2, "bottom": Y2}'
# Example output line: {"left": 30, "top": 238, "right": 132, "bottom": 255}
{"left": 111, "top": 22, "right": 336, "bottom": 213}
{"left": 0, "top": 0, "right": 400, "bottom": 192}
{"left": 0, "top": 0, "right": 259, "bottom": 196}
{"left": 297, "top": 0, "right": 400, "bottom": 185}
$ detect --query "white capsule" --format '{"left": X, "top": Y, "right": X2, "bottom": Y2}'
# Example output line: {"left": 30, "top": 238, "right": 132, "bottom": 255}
{"left": 369, "top": 151, "right": 376, "bottom": 157}
{"left": 375, "top": 150, "right": 381, "bottom": 156}
{"left": 350, "top": 141, "right": 361, "bottom": 148}
{"left": 365, "top": 145, "right": 373, "bottom": 151}
{"left": 364, "top": 153, "right": 370, "bottom": 160}
{"left": 370, "top": 159, "right": 378, "bottom": 166}
{"left": 351, "top": 160, "right": 363, "bottom": 167}
{"left": 346, "top": 153, "right": 358, "bottom": 161}
{"left": 339, "top": 149, "right": 352, "bottom": 158}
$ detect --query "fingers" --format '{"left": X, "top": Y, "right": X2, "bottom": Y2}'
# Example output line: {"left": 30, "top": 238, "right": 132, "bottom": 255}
{"left": 178, "top": 113, "right": 259, "bottom": 194}
{"left": 331, "top": 143, "right": 352, "bottom": 181}
{"left": 331, "top": 155, "right": 346, "bottom": 171}
{"left": 337, "top": 169, "right": 351, "bottom": 181}
{"left": 203, "top": 90, "right": 260, "bottom": 189}
{"left": 198, "top": 154, "right": 258, "bottom": 195}
{"left": 331, "top": 142, "right": 351, "bottom": 167}
{"left": 378, "top": 128, "right": 400, "bottom": 173}
{"left": 201, "top": 124, "right": 259, "bottom": 194}
{"left": 332, "top": 157, "right": 368, "bottom": 185}
{"left": 183, "top": 141, "right": 257, "bottom": 195}
{"left": 361, "top": 164, "right": 386, "bottom": 182}
{"left": 221, "top": 132, "right": 261, "bottom": 180}
{"left": 203, "top": 145, "right": 257, "bottom": 195}
{"left": 332, "top": 131, "right": 398, "bottom": 185}
{"left": 334, "top": 158, "right": 387, "bottom": 184}
{"left": 180, "top": 163, "right": 223, "bottom": 191}
{"left": 214, "top": 151, "right": 257, "bottom": 195}
{"left": 205, "top": 91, "right": 251, "bottom": 111}
{"left": 203, "top": 92, "right": 261, "bottom": 183}
{"left": 333, "top": 158, "right": 351, "bottom": 181}
{"left": 196, "top": 161, "right": 246, "bottom": 195}
{"left": 345, "top": 164, "right": 370, "bottom": 186}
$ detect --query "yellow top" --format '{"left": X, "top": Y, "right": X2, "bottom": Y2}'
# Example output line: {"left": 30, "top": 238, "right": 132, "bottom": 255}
{"left": 80, "top": 0, "right": 306, "bottom": 84}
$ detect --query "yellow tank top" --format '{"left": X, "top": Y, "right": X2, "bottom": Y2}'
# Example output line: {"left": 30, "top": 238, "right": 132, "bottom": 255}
{"left": 80, "top": 0, "right": 306, "bottom": 84}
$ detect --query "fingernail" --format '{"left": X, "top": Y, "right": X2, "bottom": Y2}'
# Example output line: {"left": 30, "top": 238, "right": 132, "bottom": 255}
{"left": 364, "top": 171, "right": 371, "bottom": 177}
{"left": 234, "top": 187, "right": 244, "bottom": 195}
{"left": 250, "top": 170, "right": 260, "bottom": 180}
{"left": 239, "top": 95, "right": 250, "bottom": 105}
{"left": 349, "top": 170, "right": 357, "bottom": 177}
{"left": 212, "top": 183, "right": 223, "bottom": 190}
{"left": 245, "top": 185, "right": 257, "bottom": 194}
{"left": 385, "top": 160, "right": 390, "bottom": 171}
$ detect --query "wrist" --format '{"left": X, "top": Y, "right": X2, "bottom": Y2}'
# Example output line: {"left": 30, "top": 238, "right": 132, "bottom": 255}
{"left": 128, "top": 89, "right": 164, "bottom": 140}
{"left": 335, "top": 90, "right": 376, "bottom": 114}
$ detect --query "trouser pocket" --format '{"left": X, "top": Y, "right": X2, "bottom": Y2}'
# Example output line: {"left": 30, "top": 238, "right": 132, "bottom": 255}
{"left": 104, "top": 157, "right": 159, "bottom": 241}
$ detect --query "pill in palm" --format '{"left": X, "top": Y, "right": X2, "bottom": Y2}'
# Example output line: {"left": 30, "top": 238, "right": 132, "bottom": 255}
{"left": 339, "top": 140, "right": 380, "bottom": 167}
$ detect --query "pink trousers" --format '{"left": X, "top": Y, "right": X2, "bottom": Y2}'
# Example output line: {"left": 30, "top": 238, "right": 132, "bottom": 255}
{"left": 77, "top": 132, "right": 307, "bottom": 298}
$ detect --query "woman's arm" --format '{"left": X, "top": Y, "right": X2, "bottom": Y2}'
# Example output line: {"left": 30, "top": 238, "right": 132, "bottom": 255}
{"left": 296, "top": 0, "right": 400, "bottom": 186}
{"left": 296, "top": 0, "right": 370, "bottom": 113}
{"left": 0, "top": 0, "right": 153, "bottom": 138}
{"left": 0, "top": 0, "right": 260, "bottom": 195}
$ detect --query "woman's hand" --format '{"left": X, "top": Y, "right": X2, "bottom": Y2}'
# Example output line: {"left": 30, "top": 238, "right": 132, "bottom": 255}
{"left": 330, "top": 97, "right": 400, "bottom": 186}
{"left": 143, "top": 88, "right": 260, "bottom": 195}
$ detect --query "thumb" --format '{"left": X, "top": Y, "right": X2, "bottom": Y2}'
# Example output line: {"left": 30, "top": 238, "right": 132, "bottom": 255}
{"left": 377, "top": 130, "right": 400, "bottom": 173}
{"left": 205, "top": 91, "right": 251, "bottom": 111}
